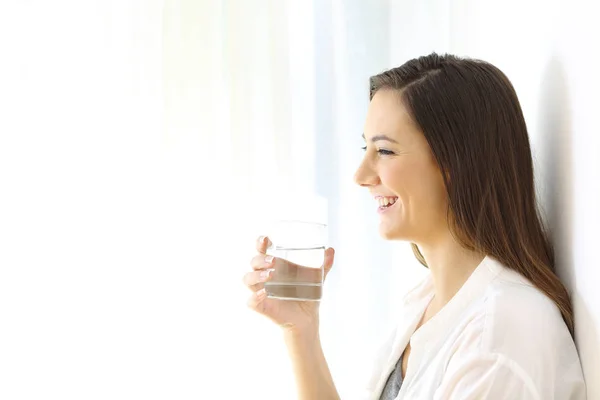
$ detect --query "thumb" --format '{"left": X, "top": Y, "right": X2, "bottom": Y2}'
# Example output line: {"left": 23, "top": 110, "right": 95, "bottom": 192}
{"left": 323, "top": 247, "right": 335, "bottom": 278}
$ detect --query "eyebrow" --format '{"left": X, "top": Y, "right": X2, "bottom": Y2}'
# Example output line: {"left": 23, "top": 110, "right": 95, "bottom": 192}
{"left": 362, "top": 133, "right": 399, "bottom": 144}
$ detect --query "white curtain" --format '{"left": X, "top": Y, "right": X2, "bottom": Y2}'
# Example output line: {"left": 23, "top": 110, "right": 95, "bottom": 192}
{"left": 0, "top": 1, "right": 425, "bottom": 399}
{"left": 161, "top": 1, "right": 426, "bottom": 398}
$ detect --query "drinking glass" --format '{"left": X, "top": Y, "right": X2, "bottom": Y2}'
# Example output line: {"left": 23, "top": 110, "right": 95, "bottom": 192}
{"left": 264, "top": 220, "right": 328, "bottom": 301}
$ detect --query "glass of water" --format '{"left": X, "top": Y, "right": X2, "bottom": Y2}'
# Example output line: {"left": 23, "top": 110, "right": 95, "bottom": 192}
{"left": 265, "top": 220, "right": 328, "bottom": 301}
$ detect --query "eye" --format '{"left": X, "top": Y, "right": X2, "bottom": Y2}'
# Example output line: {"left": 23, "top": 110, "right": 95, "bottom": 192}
{"left": 377, "top": 149, "right": 395, "bottom": 156}
{"left": 361, "top": 146, "right": 395, "bottom": 156}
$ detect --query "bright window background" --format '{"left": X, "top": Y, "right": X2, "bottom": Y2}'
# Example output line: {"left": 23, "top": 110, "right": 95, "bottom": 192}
{"left": 0, "top": 1, "right": 421, "bottom": 399}
{"left": 0, "top": 1, "right": 598, "bottom": 399}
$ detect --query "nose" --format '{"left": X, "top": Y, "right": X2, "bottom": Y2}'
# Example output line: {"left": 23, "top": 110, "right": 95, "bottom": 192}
{"left": 354, "top": 156, "right": 380, "bottom": 187}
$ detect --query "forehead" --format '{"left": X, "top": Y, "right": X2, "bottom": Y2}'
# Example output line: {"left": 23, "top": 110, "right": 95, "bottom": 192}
{"left": 363, "top": 89, "right": 419, "bottom": 142}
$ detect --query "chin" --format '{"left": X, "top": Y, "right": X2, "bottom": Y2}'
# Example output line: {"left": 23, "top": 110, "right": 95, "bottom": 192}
{"left": 378, "top": 224, "right": 410, "bottom": 241}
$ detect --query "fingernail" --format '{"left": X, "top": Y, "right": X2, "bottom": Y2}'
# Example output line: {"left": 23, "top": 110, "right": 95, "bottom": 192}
{"left": 260, "top": 236, "right": 266, "bottom": 244}
{"left": 260, "top": 270, "right": 271, "bottom": 281}
{"left": 257, "top": 288, "right": 267, "bottom": 298}
{"left": 264, "top": 255, "right": 274, "bottom": 264}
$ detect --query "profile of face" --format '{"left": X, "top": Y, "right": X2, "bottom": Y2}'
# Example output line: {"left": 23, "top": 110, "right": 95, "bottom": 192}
{"left": 354, "top": 89, "right": 448, "bottom": 244}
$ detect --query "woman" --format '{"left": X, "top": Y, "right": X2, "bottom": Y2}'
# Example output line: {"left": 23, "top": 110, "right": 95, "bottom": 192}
{"left": 243, "top": 53, "right": 586, "bottom": 399}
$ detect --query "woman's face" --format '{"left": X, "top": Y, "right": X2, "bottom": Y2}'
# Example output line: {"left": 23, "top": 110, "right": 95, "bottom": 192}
{"left": 354, "top": 89, "right": 448, "bottom": 243}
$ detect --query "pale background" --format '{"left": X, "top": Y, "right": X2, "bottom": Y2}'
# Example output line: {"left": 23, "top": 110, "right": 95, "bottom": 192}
{"left": 0, "top": 1, "right": 597, "bottom": 399}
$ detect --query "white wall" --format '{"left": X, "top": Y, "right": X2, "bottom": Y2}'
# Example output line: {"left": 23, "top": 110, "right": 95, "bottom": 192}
{"left": 389, "top": 0, "right": 600, "bottom": 397}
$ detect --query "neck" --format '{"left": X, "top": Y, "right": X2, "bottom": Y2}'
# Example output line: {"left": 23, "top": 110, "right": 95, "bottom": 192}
{"left": 417, "top": 232, "right": 486, "bottom": 312}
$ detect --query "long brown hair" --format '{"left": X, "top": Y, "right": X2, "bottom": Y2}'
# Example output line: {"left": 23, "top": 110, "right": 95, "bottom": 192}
{"left": 369, "top": 53, "right": 573, "bottom": 335}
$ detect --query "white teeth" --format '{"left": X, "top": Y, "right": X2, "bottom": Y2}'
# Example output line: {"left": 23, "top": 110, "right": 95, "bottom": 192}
{"left": 376, "top": 197, "right": 397, "bottom": 207}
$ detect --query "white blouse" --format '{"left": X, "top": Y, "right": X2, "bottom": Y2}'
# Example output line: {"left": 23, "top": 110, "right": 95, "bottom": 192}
{"left": 360, "top": 256, "right": 586, "bottom": 400}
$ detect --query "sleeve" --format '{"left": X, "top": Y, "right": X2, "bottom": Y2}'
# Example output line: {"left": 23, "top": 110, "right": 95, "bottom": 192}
{"left": 433, "top": 353, "right": 541, "bottom": 400}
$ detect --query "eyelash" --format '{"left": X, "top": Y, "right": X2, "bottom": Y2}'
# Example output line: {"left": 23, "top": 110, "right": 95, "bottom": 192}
{"left": 361, "top": 146, "right": 395, "bottom": 156}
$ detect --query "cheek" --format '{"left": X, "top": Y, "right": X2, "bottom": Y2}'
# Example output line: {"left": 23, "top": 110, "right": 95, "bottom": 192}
{"left": 382, "top": 160, "right": 446, "bottom": 211}
{"left": 415, "top": 169, "right": 447, "bottom": 219}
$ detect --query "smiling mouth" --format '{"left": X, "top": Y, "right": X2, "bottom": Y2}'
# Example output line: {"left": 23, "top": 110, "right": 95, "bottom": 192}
{"left": 375, "top": 196, "right": 398, "bottom": 210}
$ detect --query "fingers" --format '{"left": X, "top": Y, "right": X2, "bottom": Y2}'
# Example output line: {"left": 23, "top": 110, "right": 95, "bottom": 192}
{"left": 250, "top": 253, "right": 275, "bottom": 270}
{"left": 249, "top": 247, "right": 335, "bottom": 282}
{"left": 255, "top": 236, "right": 272, "bottom": 254}
{"left": 246, "top": 288, "right": 268, "bottom": 311}
{"left": 242, "top": 269, "right": 273, "bottom": 290}
{"left": 323, "top": 247, "right": 335, "bottom": 278}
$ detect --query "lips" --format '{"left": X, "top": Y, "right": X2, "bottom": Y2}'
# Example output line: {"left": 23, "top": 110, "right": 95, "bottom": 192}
{"left": 373, "top": 195, "right": 398, "bottom": 213}
{"left": 373, "top": 196, "right": 398, "bottom": 211}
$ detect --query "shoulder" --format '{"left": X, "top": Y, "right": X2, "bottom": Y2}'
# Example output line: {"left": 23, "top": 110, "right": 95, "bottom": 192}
{"left": 447, "top": 257, "right": 569, "bottom": 354}
{"left": 448, "top": 257, "right": 585, "bottom": 398}
{"left": 480, "top": 258, "right": 572, "bottom": 354}
{"left": 444, "top": 257, "right": 573, "bottom": 369}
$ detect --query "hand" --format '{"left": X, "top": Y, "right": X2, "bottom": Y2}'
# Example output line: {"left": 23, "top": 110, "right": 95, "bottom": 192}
{"left": 243, "top": 236, "right": 335, "bottom": 333}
